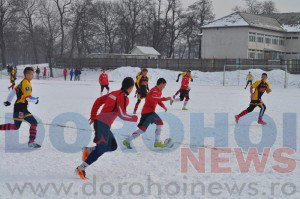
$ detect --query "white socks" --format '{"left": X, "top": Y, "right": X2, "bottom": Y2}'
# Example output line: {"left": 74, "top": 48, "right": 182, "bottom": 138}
{"left": 127, "top": 129, "right": 145, "bottom": 142}
{"left": 155, "top": 125, "right": 163, "bottom": 143}
{"left": 127, "top": 125, "right": 163, "bottom": 143}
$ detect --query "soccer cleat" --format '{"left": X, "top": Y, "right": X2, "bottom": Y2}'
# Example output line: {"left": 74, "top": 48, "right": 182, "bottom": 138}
{"left": 182, "top": 107, "right": 188, "bottom": 111}
{"left": 75, "top": 168, "right": 88, "bottom": 180}
{"left": 154, "top": 141, "right": 167, "bottom": 148}
{"left": 235, "top": 115, "right": 240, "bottom": 124}
{"left": 258, "top": 117, "right": 267, "bottom": 125}
{"left": 123, "top": 140, "right": 132, "bottom": 149}
{"left": 28, "top": 142, "right": 41, "bottom": 149}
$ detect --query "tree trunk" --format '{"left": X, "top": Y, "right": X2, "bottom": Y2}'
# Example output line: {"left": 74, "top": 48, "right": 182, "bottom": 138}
{"left": 0, "top": 25, "right": 7, "bottom": 68}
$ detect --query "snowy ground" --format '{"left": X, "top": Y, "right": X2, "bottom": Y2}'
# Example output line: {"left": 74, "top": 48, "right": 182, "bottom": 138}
{"left": 0, "top": 66, "right": 299, "bottom": 198}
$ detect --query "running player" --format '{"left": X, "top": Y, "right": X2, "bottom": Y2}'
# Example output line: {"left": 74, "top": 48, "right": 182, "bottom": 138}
{"left": 133, "top": 68, "right": 150, "bottom": 114}
{"left": 8, "top": 67, "right": 16, "bottom": 90}
{"left": 173, "top": 70, "right": 193, "bottom": 99}
{"left": 235, "top": 73, "right": 272, "bottom": 125}
{"left": 1, "top": 67, "right": 41, "bottom": 149}
{"left": 123, "top": 78, "right": 173, "bottom": 149}
{"left": 76, "top": 77, "right": 138, "bottom": 180}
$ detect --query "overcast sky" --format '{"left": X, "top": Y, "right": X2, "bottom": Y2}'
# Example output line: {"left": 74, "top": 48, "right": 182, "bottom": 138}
{"left": 182, "top": 0, "right": 300, "bottom": 18}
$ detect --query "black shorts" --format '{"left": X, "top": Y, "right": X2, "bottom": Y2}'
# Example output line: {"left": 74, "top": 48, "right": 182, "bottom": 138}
{"left": 13, "top": 104, "right": 32, "bottom": 120}
{"left": 93, "top": 120, "right": 117, "bottom": 152}
{"left": 101, "top": 85, "right": 109, "bottom": 91}
{"left": 138, "top": 87, "right": 148, "bottom": 99}
{"left": 180, "top": 89, "right": 190, "bottom": 101}
{"left": 138, "top": 113, "right": 163, "bottom": 131}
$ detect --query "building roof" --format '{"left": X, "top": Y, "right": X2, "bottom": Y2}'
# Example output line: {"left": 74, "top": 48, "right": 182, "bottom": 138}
{"left": 202, "top": 12, "right": 300, "bottom": 32}
{"left": 264, "top": 12, "right": 300, "bottom": 32}
{"left": 130, "top": 46, "right": 161, "bottom": 56}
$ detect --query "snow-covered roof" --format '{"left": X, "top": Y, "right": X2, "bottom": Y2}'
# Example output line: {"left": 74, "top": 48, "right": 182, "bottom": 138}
{"left": 202, "top": 13, "right": 248, "bottom": 28}
{"left": 130, "top": 46, "right": 161, "bottom": 56}
{"left": 202, "top": 12, "right": 285, "bottom": 32}
{"left": 266, "top": 13, "right": 300, "bottom": 32}
{"left": 282, "top": 24, "right": 300, "bottom": 32}
{"left": 240, "top": 13, "right": 284, "bottom": 32}
{"left": 202, "top": 12, "right": 300, "bottom": 32}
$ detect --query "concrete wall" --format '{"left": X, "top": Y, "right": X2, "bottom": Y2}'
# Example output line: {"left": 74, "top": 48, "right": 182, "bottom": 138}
{"left": 202, "top": 27, "right": 249, "bottom": 59}
{"left": 202, "top": 26, "right": 300, "bottom": 59}
{"left": 285, "top": 32, "right": 300, "bottom": 59}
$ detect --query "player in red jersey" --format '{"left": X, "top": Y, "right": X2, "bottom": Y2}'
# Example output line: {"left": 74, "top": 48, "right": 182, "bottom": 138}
{"left": 99, "top": 69, "right": 109, "bottom": 96}
{"left": 75, "top": 77, "right": 138, "bottom": 180}
{"left": 123, "top": 78, "right": 173, "bottom": 149}
{"left": 174, "top": 70, "right": 192, "bottom": 110}
{"left": 173, "top": 70, "right": 193, "bottom": 99}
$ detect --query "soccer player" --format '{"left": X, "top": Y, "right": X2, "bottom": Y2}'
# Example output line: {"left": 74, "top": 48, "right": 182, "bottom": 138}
{"left": 123, "top": 78, "right": 173, "bottom": 149}
{"left": 99, "top": 69, "right": 110, "bottom": 96}
{"left": 245, "top": 71, "right": 254, "bottom": 89}
{"left": 1, "top": 67, "right": 41, "bottom": 149}
{"left": 8, "top": 67, "right": 16, "bottom": 90}
{"left": 133, "top": 68, "right": 150, "bottom": 114}
{"left": 76, "top": 77, "right": 138, "bottom": 180}
{"left": 235, "top": 73, "right": 272, "bottom": 125}
{"left": 173, "top": 70, "right": 193, "bottom": 99}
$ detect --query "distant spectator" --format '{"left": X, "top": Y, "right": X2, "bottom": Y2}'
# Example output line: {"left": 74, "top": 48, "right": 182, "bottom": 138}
{"left": 43, "top": 67, "right": 47, "bottom": 79}
{"left": 63, "top": 68, "right": 68, "bottom": 81}
{"left": 70, "top": 69, "right": 74, "bottom": 81}
{"left": 36, "top": 67, "right": 40, "bottom": 79}
{"left": 74, "top": 68, "right": 81, "bottom": 81}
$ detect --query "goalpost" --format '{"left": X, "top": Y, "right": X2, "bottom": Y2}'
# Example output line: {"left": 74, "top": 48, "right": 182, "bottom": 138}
{"left": 223, "top": 65, "right": 288, "bottom": 88}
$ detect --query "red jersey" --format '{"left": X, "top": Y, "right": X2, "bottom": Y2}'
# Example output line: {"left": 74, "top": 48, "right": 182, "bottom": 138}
{"left": 181, "top": 75, "right": 191, "bottom": 90}
{"left": 141, "top": 86, "right": 167, "bottom": 115}
{"left": 90, "top": 90, "right": 137, "bottom": 127}
{"left": 63, "top": 69, "right": 68, "bottom": 75}
{"left": 99, "top": 73, "right": 109, "bottom": 85}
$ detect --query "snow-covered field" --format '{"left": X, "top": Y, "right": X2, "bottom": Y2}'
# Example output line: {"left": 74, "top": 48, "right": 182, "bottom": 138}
{"left": 0, "top": 65, "right": 299, "bottom": 198}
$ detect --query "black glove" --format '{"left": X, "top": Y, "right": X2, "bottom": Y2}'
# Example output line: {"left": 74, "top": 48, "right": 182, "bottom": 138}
{"left": 35, "top": 98, "right": 39, "bottom": 104}
{"left": 176, "top": 79, "right": 179, "bottom": 82}
{"left": 191, "top": 79, "right": 194, "bottom": 82}
{"left": 4, "top": 101, "right": 11, "bottom": 106}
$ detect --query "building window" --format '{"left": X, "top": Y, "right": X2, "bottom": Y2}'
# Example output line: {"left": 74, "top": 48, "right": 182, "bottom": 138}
{"left": 292, "top": 37, "right": 299, "bottom": 40}
{"left": 249, "top": 35, "right": 256, "bottom": 42}
{"left": 279, "top": 40, "right": 285, "bottom": 46}
{"left": 265, "top": 38, "right": 271, "bottom": 44}
{"left": 272, "top": 38, "right": 278, "bottom": 45}
{"left": 257, "top": 53, "right": 264, "bottom": 59}
{"left": 248, "top": 49, "right": 256, "bottom": 59}
{"left": 286, "top": 37, "right": 292, "bottom": 39}
{"left": 257, "top": 36, "right": 264, "bottom": 43}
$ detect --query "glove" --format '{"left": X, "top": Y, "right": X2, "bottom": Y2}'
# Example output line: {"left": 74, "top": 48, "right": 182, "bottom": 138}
{"left": 35, "top": 97, "right": 39, "bottom": 104}
{"left": 176, "top": 79, "right": 179, "bottom": 82}
{"left": 4, "top": 101, "right": 11, "bottom": 106}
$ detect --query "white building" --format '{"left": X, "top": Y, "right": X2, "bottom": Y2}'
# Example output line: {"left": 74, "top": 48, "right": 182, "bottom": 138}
{"left": 130, "top": 46, "right": 161, "bottom": 59}
{"left": 201, "top": 12, "right": 300, "bottom": 59}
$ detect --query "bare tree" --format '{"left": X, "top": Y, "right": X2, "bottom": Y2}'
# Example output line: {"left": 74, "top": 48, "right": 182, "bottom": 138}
{"left": 53, "top": 0, "right": 71, "bottom": 57}
{"left": 19, "top": 0, "right": 40, "bottom": 64}
{"left": 187, "top": 0, "right": 215, "bottom": 59}
{"left": 39, "top": 0, "right": 60, "bottom": 77}
{"left": 0, "top": 0, "right": 19, "bottom": 67}
{"left": 89, "top": 1, "right": 119, "bottom": 53}
{"left": 233, "top": 0, "right": 278, "bottom": 15}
